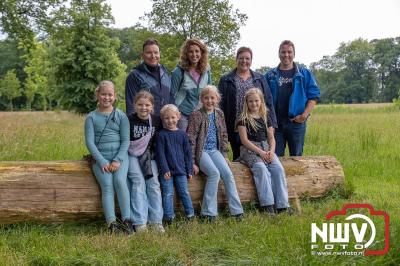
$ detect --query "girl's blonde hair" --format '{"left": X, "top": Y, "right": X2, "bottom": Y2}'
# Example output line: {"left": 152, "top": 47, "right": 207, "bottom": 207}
{"left": 134, "top": 90, "right": 154, "bottom": 105}
{"left": 179, "top": 38, "right": 209, "bottom": 73}
{"left": 95, "top": 80, "right": 115, "bottom": 94}
{"left": 236, "top": 88, "right": 269, "bottom": 131}
{"left": 160, "top": 104, "right": 180, "bottom": 118}
{"left": 200, "top": 85, "right": 221, "bottom": 103}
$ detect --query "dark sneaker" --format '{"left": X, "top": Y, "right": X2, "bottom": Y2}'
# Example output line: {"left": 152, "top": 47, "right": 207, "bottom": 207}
{"left": 108, "top": 221, "right": 121, "bottom": 235}
{"left": 232, "top": 213, "right": 244, "bottom": 221}
{"left": 163, "top": 217, "right": 174, "bottom": 226}
{"left": 185, "top": 215, "right": 195, "bottom": 222}
{"left": 200, "top": 215, "right": 216, "bottom": 223}
{"left": 120, "top": 219, "right": 134, "bottom": 235}
{"left": 260, "top": 205, "right": 276, "bottom": 216}
{"left": 276, "top": 207, "right": 293, "bottom": 215}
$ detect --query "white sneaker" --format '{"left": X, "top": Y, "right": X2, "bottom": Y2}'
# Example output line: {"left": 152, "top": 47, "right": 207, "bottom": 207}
{"left": 134, "top": 224, "right": 148, "bottom": 233}
{"left": 152, "top": 223, "right": 165, "bottom": 233}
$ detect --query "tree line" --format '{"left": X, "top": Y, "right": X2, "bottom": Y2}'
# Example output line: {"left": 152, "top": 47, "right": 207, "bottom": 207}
{"left": 1, "top": 0, "right": 399, "bottom": 112}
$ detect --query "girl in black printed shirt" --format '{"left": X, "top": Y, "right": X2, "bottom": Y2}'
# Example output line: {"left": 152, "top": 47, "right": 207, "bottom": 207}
{"left": 236, "top": 88, "right": 290, "bottom": 215}
{"left": 128, "top": 91, "right": 165, "bottom": 233}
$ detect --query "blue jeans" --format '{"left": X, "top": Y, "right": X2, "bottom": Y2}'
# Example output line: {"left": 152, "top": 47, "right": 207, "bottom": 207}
{"left": 275, "top": 121, "right": 307, "bottom": 156}
{"left": 92, "top": 156, "right": 130, "bottom": 223}
{"left": 250, "top": 155, "right": 290, "bottom": 209}
{"left": 199, "top": 150, "right": 243, "bottom": 216}
{"left": 128, "top": 156, "right": 163, "bottom": 225}
{"left": 160, "top": 174, "right": 194, "bottom": 220}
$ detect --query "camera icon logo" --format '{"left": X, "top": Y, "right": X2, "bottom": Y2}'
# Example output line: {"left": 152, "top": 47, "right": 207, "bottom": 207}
{"left": 311, "top": 203, "right": 390, "bottom": 256}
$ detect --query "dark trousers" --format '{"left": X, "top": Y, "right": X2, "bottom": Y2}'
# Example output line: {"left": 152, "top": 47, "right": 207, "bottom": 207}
{"left": 275, "top": 121, "right": 307, "bottom": 156}
{"left": 231, "top": 132, "right": 242, "bottom": 161}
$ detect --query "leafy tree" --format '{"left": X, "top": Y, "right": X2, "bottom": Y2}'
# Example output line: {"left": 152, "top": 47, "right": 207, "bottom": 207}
{"left": 108, "top": 26, "right": 182, "bottom": 72}
{"left": 336, "top": 39, "right": 376, "bottom": 103}
{"left": 50, "top": 0, "right": 126, "bottom": 113}
{"left": 141, "top": 0, "right": 247, "bottom": 82}
{"left": 372, "top": 37, "right": 400, "bottom": 101}
{"left": 0, "top": 38, "right": 26, "bottom": 80}
{"left": 0, "top": 69, "right": 21, "bottom": 111}
{"left": 143, "top": 0, "right": 247, "bottom": 57}
{"left": 23, "top": 40, "right": 52, "bottom": 110}
{"left": 0, "top": 0, "right": 65, "bottom": 47}
{"left": 255, "top": 66, "right": 272, "bottom": 75}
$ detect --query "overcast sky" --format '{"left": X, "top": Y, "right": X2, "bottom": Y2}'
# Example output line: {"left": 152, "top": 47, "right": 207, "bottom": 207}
{"left": 107, "top": 0, "right": 400, "bottom": 68}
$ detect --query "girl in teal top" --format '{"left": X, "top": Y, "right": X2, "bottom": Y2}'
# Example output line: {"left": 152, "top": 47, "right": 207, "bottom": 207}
{"left": 171, "top": 39, "right": 212, "bottom": 131}
{"left": 84, "top": 80, "right": 131, "bottom": 234}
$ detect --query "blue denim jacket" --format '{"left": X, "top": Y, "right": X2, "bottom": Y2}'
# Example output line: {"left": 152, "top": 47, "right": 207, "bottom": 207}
{"left": 265, "top": 63, "right": 320, "bottom": 118}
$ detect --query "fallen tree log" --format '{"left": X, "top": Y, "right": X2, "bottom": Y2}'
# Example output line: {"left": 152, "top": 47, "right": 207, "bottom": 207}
{"left": 0, "top": 156, "right": 344, "bottom": 224}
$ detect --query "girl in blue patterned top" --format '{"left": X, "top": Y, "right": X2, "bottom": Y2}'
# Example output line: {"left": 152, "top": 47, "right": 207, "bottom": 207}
{"left": 187, "top": 85, "right": 243, "bottom": 222}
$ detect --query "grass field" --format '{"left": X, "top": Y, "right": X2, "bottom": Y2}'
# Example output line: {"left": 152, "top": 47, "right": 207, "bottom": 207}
{"left": 0, "top": 104, "right": 399, "bottom": 265}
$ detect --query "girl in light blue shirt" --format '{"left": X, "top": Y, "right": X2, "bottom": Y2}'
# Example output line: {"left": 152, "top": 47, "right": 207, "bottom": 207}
{"left": 84, "top": 80, "right": 131, "bottom": 234}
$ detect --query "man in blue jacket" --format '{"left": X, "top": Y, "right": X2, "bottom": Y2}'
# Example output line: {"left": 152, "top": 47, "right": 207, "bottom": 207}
{"left": 265, "top": 40, "right": 320, "bottom": 156}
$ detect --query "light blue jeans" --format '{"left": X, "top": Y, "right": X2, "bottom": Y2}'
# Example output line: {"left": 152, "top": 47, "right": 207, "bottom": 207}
{"left": 92, "top": 156, "right": 130, "bottom": 223}
{"left": 250, "top": 155, "right": 290, "bottom": 209}
{"left": 199, "top": 150, "right": 244, "bottom": 216}
{"left": 160, "top": 174, "right": 194, "bottom": 220}
{"left": 128, "top": 156, "right": 163, "bottom": 225}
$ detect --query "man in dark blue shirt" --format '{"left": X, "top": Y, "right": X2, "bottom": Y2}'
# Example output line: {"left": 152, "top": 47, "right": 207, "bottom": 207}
{"left": 265, "top": 40, "right": 320, "bottom": 156}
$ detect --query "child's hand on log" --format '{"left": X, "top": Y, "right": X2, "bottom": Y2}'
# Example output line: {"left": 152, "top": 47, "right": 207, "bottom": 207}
{"left": 188, "top": 174, "right": 193, "bottom": 180}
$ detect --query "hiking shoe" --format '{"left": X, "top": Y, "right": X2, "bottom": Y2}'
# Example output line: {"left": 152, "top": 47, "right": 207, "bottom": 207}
{"left": 185, "top": 215, "right": 196, "bottom": 222}
{"left": 120, "top": 219, "right": 134, "bottom": 235}
{"left": 108, "top": 221, "right": 121, "bottom": 235}
{"left": 163, "top": 217, "right": 174, "bottom": 226}
{"left": 276, "top": 207, "right": 293, "bottom": 215}
{"left": 134, "top": 224, "right": 148, "bottom": 233}
{"left": 260, "top": 205, "right": 276, "bottom": 216}
{"left": 151, "top": 223, "right": 165, "bottom": 233}
{"left": 200, "top": 215, "right": 216, "bottom": 223}
{"left": 232, "top": 213, "right": 244, "bottom": 221}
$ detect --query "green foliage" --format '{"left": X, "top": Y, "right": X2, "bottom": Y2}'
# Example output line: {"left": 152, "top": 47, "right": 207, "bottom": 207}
{"left": 143, "top": 0, "right": 247, "bottom": 57}
{"left": 0, "top": 69, "right": 21, "bottom": 111}
{"left": 209, "top": 55, "right": 236, "bottom": 83}
{"left": 108, "top": 26, "right": 183, "bottom": 73}
{"left": 0, "top": 39, "right": 25, "bottom": 79}
{"left": 0, "top": 0, "right": 65, "bottom": 47}
{"left": 255, "top": 66, "right": 271, "bottom": 75}
{"left": 393, "top": 97, "right": 400, "bottom": 109}
{"left": 372, "top": 37, "right": 400, "bottom": 102}
{"left": 23, "top": 40, "right": 52, "bottom": 110}
{"left": 50, "top": 0, "right": 126, "bottom": 113}
{"left": 311, "top": 37, "right": 400, "bottom": 104}
{"left": 0, "top": 38, "right": 26, "bottom": 110}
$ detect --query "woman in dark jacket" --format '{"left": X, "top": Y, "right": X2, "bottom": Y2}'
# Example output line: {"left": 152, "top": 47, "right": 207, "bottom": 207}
{"left": 218, "top": 47, "right": 277, "bottom": 160}
{"left": 125, "top": 38, "right": 174, "bottom": 116}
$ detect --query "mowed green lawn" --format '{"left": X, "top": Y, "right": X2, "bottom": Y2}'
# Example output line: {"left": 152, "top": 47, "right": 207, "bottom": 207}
{"left": 0, "top": 105, "right": 399, "bottom": 265}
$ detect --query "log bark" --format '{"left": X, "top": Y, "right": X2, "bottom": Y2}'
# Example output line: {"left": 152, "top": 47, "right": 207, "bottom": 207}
{"left": 0, "top": 156, "right": 344, "bottom": 224}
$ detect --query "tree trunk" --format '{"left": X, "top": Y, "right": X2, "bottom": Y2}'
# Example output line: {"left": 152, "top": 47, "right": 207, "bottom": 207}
{"left": 0, "top": 156, "right": 344, "bottom": 224}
